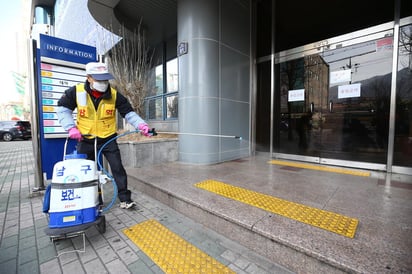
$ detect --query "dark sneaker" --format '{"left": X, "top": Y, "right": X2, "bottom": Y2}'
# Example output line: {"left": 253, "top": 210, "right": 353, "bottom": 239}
{"left": 120, "top": 201, "right": 137, "bottom": 209}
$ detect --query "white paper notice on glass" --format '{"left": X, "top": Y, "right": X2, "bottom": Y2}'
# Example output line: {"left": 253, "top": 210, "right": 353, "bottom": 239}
{"left": 288, "top": 89, "right": 305, "bottom": 102}
{"left": 330, "top": 69, "right": 351, "bottom": 84}
{"left": 338, "top": 83, "right": 361, "bottom": 99}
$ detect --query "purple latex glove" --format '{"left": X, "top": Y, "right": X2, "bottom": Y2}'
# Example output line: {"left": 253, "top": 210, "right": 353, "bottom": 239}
{"left": 138, "top": 123, "right": 150, "bottom": 137}
{"left": 68, "top": 127, "right": 82, "bottom": 141}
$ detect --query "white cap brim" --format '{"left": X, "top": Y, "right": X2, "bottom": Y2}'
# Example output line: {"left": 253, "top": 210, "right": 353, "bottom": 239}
{"left": 89, "top": 73, "right": 114, "bottom": 80}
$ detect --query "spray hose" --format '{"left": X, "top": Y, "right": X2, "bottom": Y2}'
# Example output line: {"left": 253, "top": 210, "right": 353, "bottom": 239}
{"left": 97, "top": 129, "right": 141, "bottom": 213}
{"left": 97, "top": 129, "right": 158, "bottom": 212}
{"left": 96, "top": 128, "right": 241, "bottom": 212}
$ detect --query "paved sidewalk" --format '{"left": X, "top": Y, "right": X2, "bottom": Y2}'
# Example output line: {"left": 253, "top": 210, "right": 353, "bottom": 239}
{"left": 0, "top": 141, "right": 293, "bottom": 274}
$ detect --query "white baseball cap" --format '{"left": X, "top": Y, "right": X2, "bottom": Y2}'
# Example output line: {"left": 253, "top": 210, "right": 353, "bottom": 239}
{"left": 85, "top": 62, "right": 114, "bottom": 80}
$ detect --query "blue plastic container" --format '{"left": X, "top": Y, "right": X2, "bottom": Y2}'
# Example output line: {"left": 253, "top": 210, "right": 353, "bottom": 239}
{"left": 48, "top": 206, "right": 99, "bottom": 228}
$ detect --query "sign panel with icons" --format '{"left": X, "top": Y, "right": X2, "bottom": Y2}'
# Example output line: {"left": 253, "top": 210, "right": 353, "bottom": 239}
{"left": 40, "top": 62, "right": 83, "bottom": 137}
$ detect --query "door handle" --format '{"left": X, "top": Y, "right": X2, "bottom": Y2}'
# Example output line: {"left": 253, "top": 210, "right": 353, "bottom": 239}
{"left": 329, "top": 100, "right": 333, "bottom": 112}
{"left": 310, "top": 102, "right": 314, "bottom": 113}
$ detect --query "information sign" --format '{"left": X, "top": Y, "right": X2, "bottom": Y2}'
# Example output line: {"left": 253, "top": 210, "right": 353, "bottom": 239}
{"left": 338, "top": 83, "right": 361, "bottom": 99}
{"left": 288, "top": 89, "right": 305, "bottom": 102}
{"left": 35, "top": 34, "right": 97, "bottom": 180}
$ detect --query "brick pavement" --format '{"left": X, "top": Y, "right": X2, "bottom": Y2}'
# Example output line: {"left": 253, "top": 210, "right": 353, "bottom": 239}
{"left": 0, "top": 141, "right": 293, "bottom": 274}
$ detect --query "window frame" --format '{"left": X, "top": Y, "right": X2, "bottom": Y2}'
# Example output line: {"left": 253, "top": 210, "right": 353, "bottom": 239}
{"left": 144, "top": 55, "right": 179, "bottom": 121}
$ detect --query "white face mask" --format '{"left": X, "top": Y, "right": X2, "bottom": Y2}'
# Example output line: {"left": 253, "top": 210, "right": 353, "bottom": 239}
{"left": 92, "top": 81, "right": 109, "bottom": 92}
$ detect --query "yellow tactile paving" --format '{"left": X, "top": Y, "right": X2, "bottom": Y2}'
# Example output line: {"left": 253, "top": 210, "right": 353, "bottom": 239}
{"left": 268, "top": 159, "right": 371, "bottom": 177}
{"left": 195, "top": 180, "right": 358, "bottom": 238}
{"left": 123, "top": 219, "right": 235, "bottom": 274}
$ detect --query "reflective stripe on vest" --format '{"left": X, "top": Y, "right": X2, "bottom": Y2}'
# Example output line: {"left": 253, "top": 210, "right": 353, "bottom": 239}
{"left": 75, "top": 83, "right": 117, "bottom": 138}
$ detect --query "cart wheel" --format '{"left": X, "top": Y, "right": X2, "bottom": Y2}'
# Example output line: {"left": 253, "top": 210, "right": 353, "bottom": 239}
{"left": 96, "top": 215, "right": 106, "bottom": 233}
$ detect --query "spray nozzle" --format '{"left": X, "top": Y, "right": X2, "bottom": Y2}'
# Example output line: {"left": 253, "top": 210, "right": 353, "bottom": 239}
{"left": 148, "top": 128, "right": 158, "bottom": 136}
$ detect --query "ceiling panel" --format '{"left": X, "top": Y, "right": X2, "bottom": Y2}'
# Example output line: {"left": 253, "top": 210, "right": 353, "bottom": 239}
{"left": 89, "top": 0, "right": 411, "bottom": 51}
{"left": 113, "top": 0, "right": 177, "bottom": 46}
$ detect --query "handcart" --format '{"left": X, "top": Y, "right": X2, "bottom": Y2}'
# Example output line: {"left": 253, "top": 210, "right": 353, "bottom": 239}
{"left": 43, "top": 137, "right": 109, "bottom": 255}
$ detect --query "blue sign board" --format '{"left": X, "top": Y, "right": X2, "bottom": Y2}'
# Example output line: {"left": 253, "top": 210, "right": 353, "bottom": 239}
{"left": 40, "top": 34, "right": 97, "bottom": 64}
{"left": 37, "top": 34, "right": 97, "bottom": 180}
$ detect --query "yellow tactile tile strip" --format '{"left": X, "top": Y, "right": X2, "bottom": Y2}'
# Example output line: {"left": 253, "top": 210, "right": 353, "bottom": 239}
{"left": 123, "top": 219, "right": 235, "bottom": 274}
{"left": 269, "top": 159, "right": 371, "bottom": 177}
{"left": 195, "top": 180, "right": 358, "bottom": 238}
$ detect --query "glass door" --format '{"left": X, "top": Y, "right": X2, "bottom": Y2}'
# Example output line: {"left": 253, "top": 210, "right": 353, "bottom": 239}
{"left": 319, "top": 35, "right": 393, "bottom": 165}
{"left": 275, "top": 54, "right": 327, "bottom": 161}
{"left": 274, "top": 30, "right": 394, "bottom": 168}
{"left": 393, "top": 23, "right": 412, "bottom": 172}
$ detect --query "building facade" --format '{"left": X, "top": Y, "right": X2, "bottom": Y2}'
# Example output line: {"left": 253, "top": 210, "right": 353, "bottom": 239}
{"left": 31, "top": 0, "right": 412, "bottom": 174}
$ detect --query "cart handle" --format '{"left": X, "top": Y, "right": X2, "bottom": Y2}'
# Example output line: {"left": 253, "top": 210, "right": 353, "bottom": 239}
{"left": 62, "top": 135, "right": 97, "bottom": 166}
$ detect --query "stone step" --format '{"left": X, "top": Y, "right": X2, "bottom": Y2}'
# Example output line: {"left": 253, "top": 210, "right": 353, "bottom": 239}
{"left": 127, "top": 172, "right": 351, "bottom": 274}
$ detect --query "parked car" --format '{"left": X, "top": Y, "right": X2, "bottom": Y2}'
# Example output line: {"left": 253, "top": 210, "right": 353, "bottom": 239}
{"left": 0, "top": 121, "right": 32, "bottom": 141}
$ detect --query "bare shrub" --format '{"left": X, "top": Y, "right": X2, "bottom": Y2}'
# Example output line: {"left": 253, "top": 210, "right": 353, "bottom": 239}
{"left": 102, "top": 22, "right": 154, "bottom": 117}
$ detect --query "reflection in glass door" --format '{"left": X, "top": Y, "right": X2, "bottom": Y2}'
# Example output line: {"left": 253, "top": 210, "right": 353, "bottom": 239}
{"left": 275, "top": 54, "right": 327, "bottom": 160}
{"left": 320, "top": 36, "right": 393, "bottom": 164}
{"left": 393, "top": 24, "right": 412, "bottom": 170}
{"left": 274, "top": 32, "right": 394, "bottom": 167}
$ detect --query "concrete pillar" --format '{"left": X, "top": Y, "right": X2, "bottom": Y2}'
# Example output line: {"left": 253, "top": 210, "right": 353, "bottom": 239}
{"left": 177, "top": 0, "right": 251, "bottom": 164}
